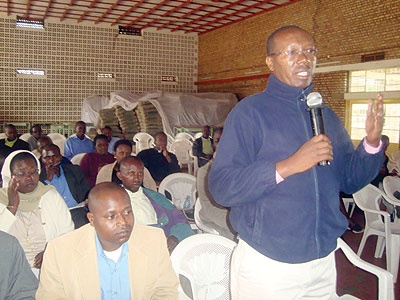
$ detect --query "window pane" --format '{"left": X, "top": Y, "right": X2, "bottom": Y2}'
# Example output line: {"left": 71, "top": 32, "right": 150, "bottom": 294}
{"left": 386, "top": 67, "right": 400, "bottom": 91}
{"left": 349, "top": 70, "right": 366, "bottom": 92}
{"left": 366, "top": 69, "right": 385, "bottom": 92}
{"left": 349, "top": 67, "right": 400, "bottom": 92}
{"left": 350, "top": 103, "right": 400, "bottom": 143}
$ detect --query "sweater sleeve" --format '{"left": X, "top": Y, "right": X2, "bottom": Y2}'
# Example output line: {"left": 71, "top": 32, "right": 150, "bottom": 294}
{"left": 208, "top": 108, "right": 278, "bottom": 208}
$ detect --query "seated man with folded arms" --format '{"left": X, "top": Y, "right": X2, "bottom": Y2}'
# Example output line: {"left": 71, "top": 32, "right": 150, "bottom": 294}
{"left": 0, "top": 151, "right": 74, "bottom": 276}
{"left": 118, "top": 156, "right": 194, "bottom": 253}
{"left": 197, "top": 128, "right": 236, "bottom": 240}
{"left": 0, "top": 124, "right": 30, "bottom": 159}
{"left": 36, "top": 182, "right": 179, "bottom": 300}
{"left": 0, "top": 230, "right": 38, "bottom": 299}
{"left": 137, "top": 132, "right": 181, "bottom": 184}
{"left": 96, "top": 139, "right": 156, "bottom": 191}
{"left": 64, "top": 121, "right": 94, "bottom": 160}
{"left": 40, "top": 144, "right": 91, "bottom": 228}
{"left": 192, "top": 125, "right": 214, "bottom": 168}
{"left": 80, "top": 134, "right": 115, "bottom": 187}
{"left": 27, "top": 125, "right": 44, "bottom": 151}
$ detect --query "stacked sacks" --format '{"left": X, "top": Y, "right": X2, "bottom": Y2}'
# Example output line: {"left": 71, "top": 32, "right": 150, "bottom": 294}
{"left": 98, "top": 108, "right": 123, "bottom": 138}
{"left": 115, "top": 105, "right": 140, "bottom": 141}
{"left": 135, "top": 101, "right": 163, "bottom": 136}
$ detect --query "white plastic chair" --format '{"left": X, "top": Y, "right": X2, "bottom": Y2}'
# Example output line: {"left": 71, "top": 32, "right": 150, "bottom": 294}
{"left": 194, "top": 197, "right": 220, "bottom": 235}
{"left": 70, "top": 153, "right": 86, "bottom": 165}
{"left": 170, "top": 139, "right": 195, "bottom": 175}
{"left": 175, "top": 132, "right": 195, "bottom": 143}
{"left": 19, "top": 133, "right": 31, "bottom": 142}
{"left": 52, "top": 139, "right": 66, "bottom": 155}
{"left": 193, "top": 132, "right": 203, "bottom": 140}
{"left": 387, "top": 150, "right": 400, "bottom": 174}
{"left": 353, "top": 184, "right": 400, "bottom": 282}
{"left": 0, "top": 133, "right": 5, "bottom": 139}
{"left": 342, "top": 196, "right": 356, "bottom": 218}
{"left": 133, "top": 132, "right": 154, "bottom": 154}
{"left": 48, "top": 132, "right": 67, "bottom": 142}
{"left": 158, "top": 173, "right": 197, "bottom": 211}
{"left": 170, "top": 233, "right": 237, "bottom": 300}
{"left": 334, "top": 238, "right": 394, "bottom": 300}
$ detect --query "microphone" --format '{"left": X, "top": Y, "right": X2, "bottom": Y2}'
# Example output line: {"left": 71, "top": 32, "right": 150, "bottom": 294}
{"left": 306, "top": 92, "right": 329, "bottom": 166}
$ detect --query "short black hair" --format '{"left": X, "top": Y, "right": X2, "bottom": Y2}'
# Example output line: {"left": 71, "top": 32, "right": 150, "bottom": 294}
{"left": 103, "top": 126, "right": 112, "bottom": 131}
{"left": 30, "top": 124, "right": 42, "bottom": 134}
{"left": 266, "top": 25, "right": 312, "bottom": 56}
{"left": 93, "top": 134, "right": 108, "bottom": 145}
{"left": 154, "top": 131, "right": 166, "bottom": 139}
{"left": 113, "top": 139, "right": 133, "bottom": 152}
{"left": 4, "top": 124, "right": 16, "bottom": 131}
{"left": 10, "top": 152, "right": 37, "bottom": 173}
{"left": 44, "top": 143, "right": 61, "bottom": 154}
{"left": 75, "top": 121, "right": 86, "bottom": 127}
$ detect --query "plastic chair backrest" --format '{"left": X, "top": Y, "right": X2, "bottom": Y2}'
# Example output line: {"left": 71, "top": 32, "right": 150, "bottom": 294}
{"left": 52, "top": 139, "right": 66, "bottom": 155}
{"left": 193, "top": 132, "right": 203, "bottom": 140}
{"left": 170, "top": 233, "right": 237, "bottom": 300}
{"left": 70, "top": 153, "right": 86, "bottom": 165}
{"left": 19, "top": 133, "right": 31, "bottom": 142}
{"left": 158, "top": 173, "right": 196, "bottom": 210}
{"left": 194, "top": 198, "right": 220, "bottom": 235}
{"left": 48, "top": 132, "right": 67, "bottom": 142}
{"left": 175, "top": 132, "right": 195, "bottom": 142}
{"left": 353, "top": 184, "right": 384, "bottom": 226}
{"left": 383, "top": 176, "right": 400, "bottom": 207}
{"left": 133, "top": 132, "right": 155, "bottom": 154}
{"left": 0, "top": 133, "right": 5, "bottom": 140}
{"left": 170, "top": 139, "right": 193, "bottom": 163}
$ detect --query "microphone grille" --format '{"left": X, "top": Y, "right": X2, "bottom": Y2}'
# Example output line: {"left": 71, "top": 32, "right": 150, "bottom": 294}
{"left": 306, "top": 92, "right": 323, "bottom": 108}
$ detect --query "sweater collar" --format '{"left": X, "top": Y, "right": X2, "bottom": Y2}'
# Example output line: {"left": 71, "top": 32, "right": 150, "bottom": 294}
{"left": 265, "top": 74, "right": 314, "bottom": 103}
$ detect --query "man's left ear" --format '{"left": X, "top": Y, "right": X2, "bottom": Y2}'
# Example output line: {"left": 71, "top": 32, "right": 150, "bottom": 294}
{"left": 116, "top": 171, "right": 122, "bottom": 180}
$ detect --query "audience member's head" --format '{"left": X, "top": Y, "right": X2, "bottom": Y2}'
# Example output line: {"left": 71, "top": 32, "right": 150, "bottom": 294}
{"left": 213, "top": 128, "right": 223, "bottom": 151}
{"left": 382, "top": 135, "right": 389, "bottom": 151}
{"left": 202, "top": 126, "right": 211, "bottom": 139}
{"left": 93, "top": 134, "right": 109, "bottom": 155}
{"left": 117, "top": 156, "right": 144, "bottom": 193}
{"left": 10, "top": 152, "right": 39, "bottom": 193}
{"left": 42, "top": 144, "right": 62, "bottom": 170}
{"left": 75, "top": 121, "right": 86, "bottom": 139}
{"left": 87, "top": 182, "right": 134, "bottom": 251}
{"left": 154, "top": 132, "right": 167, "bottom": 151}
{"left": 30, "top": 125, "right": 42, "bottom": 139}
{"left": 113, "top": 139, "right": 133, "bottom": 163}
{"left": 37, "top": 136, "right": 53, "bottom": 156}
{"left": 102, "top": 126, "right": 112, "bottom": 142}
{"left": 4, "top": 124, "right": 17, "bottom": 142}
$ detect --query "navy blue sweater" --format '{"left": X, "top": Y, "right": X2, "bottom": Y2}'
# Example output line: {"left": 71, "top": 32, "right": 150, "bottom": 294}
{"left": 209, "top": 74, "right": 383, "bottom": 263}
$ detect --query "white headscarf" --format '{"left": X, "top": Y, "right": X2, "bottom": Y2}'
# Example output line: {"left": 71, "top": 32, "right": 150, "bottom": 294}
{"left": 1, "top": 150, "right": 41, "bottom": 188}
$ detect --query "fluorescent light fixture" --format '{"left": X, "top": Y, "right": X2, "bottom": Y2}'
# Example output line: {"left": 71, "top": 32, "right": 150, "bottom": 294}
{"left": 16, "top": 17, "right": 44, "bottom": 29}
{"left": 16, "top": 69, "right": 45, "bottom": 75}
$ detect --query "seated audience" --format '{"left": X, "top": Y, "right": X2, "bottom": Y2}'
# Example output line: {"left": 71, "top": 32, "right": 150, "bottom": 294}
{"left": 0, "top": 151, "right": 74, "bottom": 275}
{"left": 36, "top": 136, "right": 71, "bottom": 166}
{"left": 27, "top": 125, "right": 44, "bottom": 151}
{"left": 118, "top": 156, "right": 194, "bottom": 252}
{"left": 96, "top": 139, "right": 157, "bottom": 191}
{"left": 137, "top": 132, "right": 181, "bottom": 183}
{"left": 192, "top": 125, "right": 214, "bottom": 167}
{"left": 0, "top": 124, "right": 30, "bottom": 159}
{"left": 36, "top": 182, "right": 179, "bottom": 299}
{"left": 80, "top": 134, "right": 115, "bottom": 187}
{"left": 64, "top": 121, "right": 94, "bottom": 160}
{"left": 40, "top": 144, "right": 91, "bottom": 228}
{"left": 102, "top": 126, "right": 121, "bottom": 154}
{"left": 197, "top": 128, "right": 236, "bottom": 239}
{"left": 0, "top": 230, "right": 38, "bottom": 299}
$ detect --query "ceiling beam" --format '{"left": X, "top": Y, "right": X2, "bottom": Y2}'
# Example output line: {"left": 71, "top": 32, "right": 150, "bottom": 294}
{"left": 43, "top": 0, "right": 52, "bottom": 20}
{"left": 125, "top": 0, "right": 169, "bottom": 27}
{"left": 60, "top": 0, "right": 75, "bottom": 21}
{"left": 111, "top": 0, "right": 146, "bottom": 26}
{"left": 78, "top": 0, "right": 98, "bottom": 23}
{"left": 95, "top": 0, "right": 123, "bottom": 24}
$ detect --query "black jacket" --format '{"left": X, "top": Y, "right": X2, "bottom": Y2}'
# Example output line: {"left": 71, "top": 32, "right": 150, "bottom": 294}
{"left": 0, "top": 139, "right": 30, "bottom": 159}
{"left": 192, "top": 137, "right": 213, "bottom": 167}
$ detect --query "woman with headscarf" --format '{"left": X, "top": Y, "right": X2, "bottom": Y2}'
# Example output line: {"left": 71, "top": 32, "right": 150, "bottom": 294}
{"left": 0, "top": 150, "right": 74, "bottom": 276}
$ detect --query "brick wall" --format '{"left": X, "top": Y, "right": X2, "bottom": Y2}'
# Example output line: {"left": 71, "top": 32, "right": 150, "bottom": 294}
{"left": 198, "top": 0, "right": 400, "bottom": 120}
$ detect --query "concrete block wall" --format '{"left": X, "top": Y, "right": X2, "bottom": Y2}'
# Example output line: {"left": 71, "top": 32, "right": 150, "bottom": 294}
{"left": 197, "top": 0, "right": 400, "bottom": 121}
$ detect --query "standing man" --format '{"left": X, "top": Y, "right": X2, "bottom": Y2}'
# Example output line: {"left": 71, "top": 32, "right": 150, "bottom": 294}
{"left": 102, "top": 126, "right": 121, "bottom": 154}
{"left": 137, "top": 132, "right": 181, "bottom": 184}
{"left": 192, "top": 126, "right": 213, "bottom": 167}
{"left": 64, "top": 121, "right": 94, "bottom": 160}
{"left": 27, "top": 125, "right": 44, "bottom": 151}
{"left": 36, "top": 182, "right": 179, "bottom": 300}
{"left": 0, "top": 124, "right": 30, "bottom": 159}
{"left": 209, "top": 25, "right": 384, "bottom": 300}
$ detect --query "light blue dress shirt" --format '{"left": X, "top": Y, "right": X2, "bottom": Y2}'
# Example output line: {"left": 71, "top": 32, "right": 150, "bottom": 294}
{"left": 108, "top": 137, "right": 121, "bottom": 154}
{"left": 95, "top": 232, "right": 131, "bottom": 300}
{"left": 64, "top": 136, "right": 94, "bottom": 160}
{"left": 45, "top": 166, "right": 78, "bottom": 208}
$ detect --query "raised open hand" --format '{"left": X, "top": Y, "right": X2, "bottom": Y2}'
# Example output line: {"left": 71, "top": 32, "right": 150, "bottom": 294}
{"left": 365, "top": 93, "right": 384, "bottom": 147}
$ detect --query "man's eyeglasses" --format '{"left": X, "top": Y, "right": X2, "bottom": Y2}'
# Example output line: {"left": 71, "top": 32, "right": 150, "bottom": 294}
{"left": 269, "top": 47, "right": 318, "bottom": 58}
